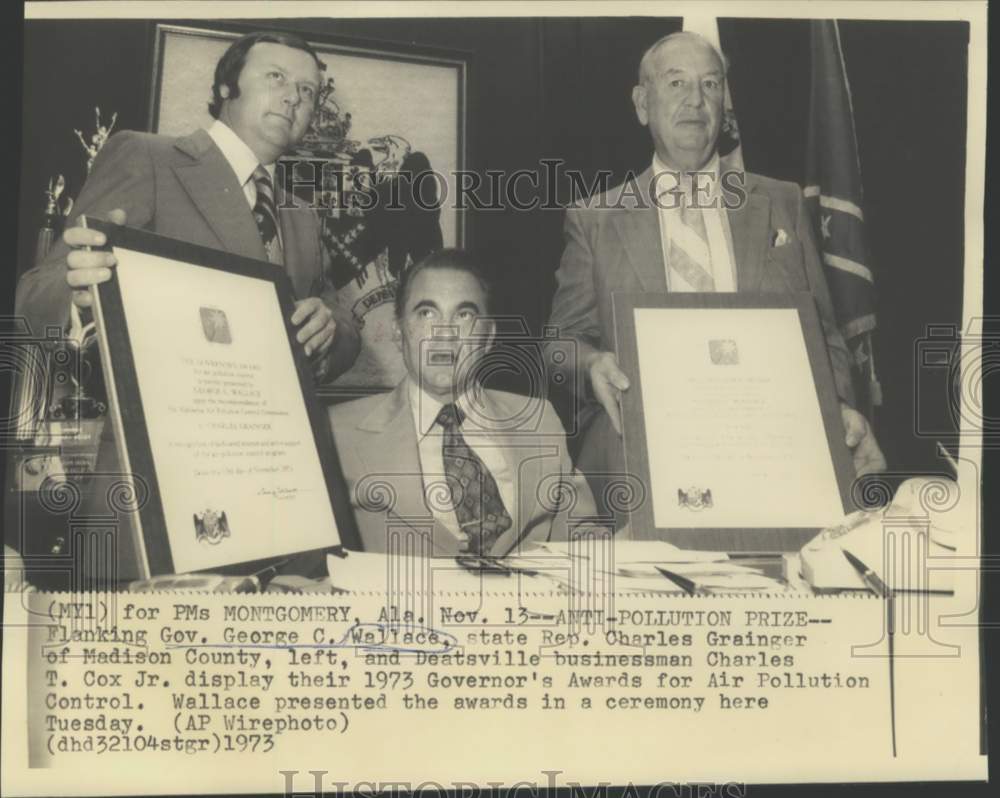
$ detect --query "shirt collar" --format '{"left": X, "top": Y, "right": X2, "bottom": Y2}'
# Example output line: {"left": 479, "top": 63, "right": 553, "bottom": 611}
{"left": 408, "top": 378, "right": 473, "bottom": 438}
{"left": 651, "top": 152, "right": 722, "bottom": 201}
{"left": 207, "top": 119, "right": 275, "bottom": 187}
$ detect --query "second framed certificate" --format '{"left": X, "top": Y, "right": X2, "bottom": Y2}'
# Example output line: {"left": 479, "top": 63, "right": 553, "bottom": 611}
{"left": 89, "top": 219, "right": 360, "bottom": 579}
{"left": 614, "top": 292, "right": 856, "bottom": 552}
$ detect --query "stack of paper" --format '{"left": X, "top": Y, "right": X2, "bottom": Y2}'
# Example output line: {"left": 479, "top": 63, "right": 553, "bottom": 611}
{"left": 326, "top": 550, "right": 554, "bottom": 593}
{"left": 512, "top": 541, "right": 785, "bottom": 593}
{"left": 324, "top": 541, "right": 791, "bottom": 596}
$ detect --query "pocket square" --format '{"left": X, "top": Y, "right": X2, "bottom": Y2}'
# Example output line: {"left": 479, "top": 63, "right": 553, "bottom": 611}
{"left": 772, "top": 228, "right": 790, "bottom": 247}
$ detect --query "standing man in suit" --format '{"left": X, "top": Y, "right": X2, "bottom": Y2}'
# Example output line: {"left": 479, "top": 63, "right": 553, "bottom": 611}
{"left": 15, "top": 31, "right": 359, "bottom": 380}
{"left": 330, "top": 249, "right": 601, "bottom": 555}
{"left": 548, "top": 31, "right": 886, "bottom": 513}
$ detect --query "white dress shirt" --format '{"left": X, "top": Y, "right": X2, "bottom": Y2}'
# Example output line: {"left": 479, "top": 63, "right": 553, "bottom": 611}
{"left": 206, "top": 119, "right": 276, "bottom": 210}
{"left": 407, "top": 379, "right": 517, "bottom": 545}
{"left": 652, "top": 153, "right": 738, "bottom": 292}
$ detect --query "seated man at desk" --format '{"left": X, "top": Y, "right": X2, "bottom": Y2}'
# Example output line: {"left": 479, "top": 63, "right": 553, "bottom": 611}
{"left": 329, "top": 249, "right": 602, "bottom": 555}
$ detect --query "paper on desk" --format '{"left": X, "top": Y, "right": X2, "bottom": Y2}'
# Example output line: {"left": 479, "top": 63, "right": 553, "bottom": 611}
{"left": 266, "top": 574, "right": 336, "bottom": 594}
{"left": 531, "top": 540, "right": 729, "bottom": 563}
{"left": 327, "top": 551, "right": 392, "bottom": 593}
{"left": 639, "top": 561, "right": 764, "bottom": 576}
{"left": 327, "top": 548, "right": 768, "bottom": 595}
{"left": 504, "top": 555, "right": 573, "bottom": 572}
{"left": 430, "top": 564, "right": 525, "bottom": 592}
{"left": 615, "top": 542, "right": 730, "bottom": 564}
{"left": 609, "top": 569, "right": 783, "bottom": 593}
{"left": 609, "top": 575, "right": 688, "bottom": 593}
{"left": 693, "top": 572, "right": 785, "bottom": 591}
{"left": 510, "top": 550, "right": 778, "bottom": 592}
{"left": 327, "top": 551, "right": 554, "bottom": 593}
{"left": 592, "top": 561, "right": 764, "bottom": 582}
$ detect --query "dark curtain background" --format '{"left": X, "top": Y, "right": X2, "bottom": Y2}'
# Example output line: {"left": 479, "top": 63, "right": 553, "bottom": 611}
{"left": 13, "top": 17, "right": 969, "bottom": 477}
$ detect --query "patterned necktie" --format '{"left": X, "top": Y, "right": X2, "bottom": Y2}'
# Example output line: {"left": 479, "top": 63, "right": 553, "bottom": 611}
{"left": 666, "top": 178, "right": 715, "bottom": 292}
{"left": 252, "top": 165, "right": 283, "bottom": 265}
{"left": 436, "top": 403, "right": 513, "bottom": 555}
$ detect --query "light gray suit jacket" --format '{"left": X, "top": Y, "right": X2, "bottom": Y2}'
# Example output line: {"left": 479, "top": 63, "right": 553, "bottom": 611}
{"left": 16, "top": 129, "right": 359, "bottom": 378}
{"left": 549, "top": 160, "right": 856, "bottom": 483}
{"left": 328, "top": 381, "right": 603, "bottom": 555}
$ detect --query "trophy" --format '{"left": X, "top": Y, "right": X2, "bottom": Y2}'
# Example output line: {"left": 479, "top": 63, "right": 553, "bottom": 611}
{"left": 5, "top": 108, "right": 115, "bottom": 586}
{"left": 34, "top": 175, "right": 72, "bottom": 265}
{"left": 74, "top": 106, "right": 117, "bottom": 174}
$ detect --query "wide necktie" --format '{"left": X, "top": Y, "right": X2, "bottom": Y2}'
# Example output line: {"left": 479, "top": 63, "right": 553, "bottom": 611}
{"left": 252, "top": 165, "right": 283, "bottom": 265}
{"left": 666, "top": 181, "right": 715, "bottom": 292}
{"left": 436, "top": 403, "right": 513, "bottom": 555}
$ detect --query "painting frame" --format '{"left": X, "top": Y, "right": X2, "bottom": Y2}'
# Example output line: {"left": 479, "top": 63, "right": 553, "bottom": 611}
{"left": 149, "top": 22, "right": 467, "bottom": 216}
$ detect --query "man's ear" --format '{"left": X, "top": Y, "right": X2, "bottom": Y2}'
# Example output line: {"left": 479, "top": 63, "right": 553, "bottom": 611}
{"left": 632, "top": 84, "right": 649, "bottom": 126}
{"left": 392, "top": 318, "right": 403, "bottom": 351}
{"left": 220, "top": 84, "right": 230, "bottom": 99}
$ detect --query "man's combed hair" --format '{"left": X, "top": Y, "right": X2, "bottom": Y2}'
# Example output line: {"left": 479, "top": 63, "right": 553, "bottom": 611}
{"left": 637, "top": 30, "right": 730, "bottom": 84}
{"left": 208, "top": 31, "right": 326, "bottom": 119}
{"left": 394, "top": 248, "right": 493, "bottom": 318}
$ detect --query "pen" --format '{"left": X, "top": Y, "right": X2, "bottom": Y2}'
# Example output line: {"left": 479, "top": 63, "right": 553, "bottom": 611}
{"left": 454, "top": 555, "right": 540, "bottom": 578}
{"left": 655, "top": 566, "right": 698, "bottom": 595}
{"left": 842, "top": 550, "right": 888, "bottom": 597}
{"left": 887, "top": 587, "right": 897, "bottom": 756}
{"left": 251, "top": 558, "right": 291, "bottom": 589}
{"left": 485, "top": 556, "right": 539, "bottom": 577}
{"left": 479, "top": 556, "right": 512, "bottom": 575}
{"left": 937, "top": 441, "right": 959, "bottom": 475}
{"left": 455, "top": 555, "right": 510, "bottom": 575}
{"left": 842, "top": 549, "right": 896, "bottom": 753}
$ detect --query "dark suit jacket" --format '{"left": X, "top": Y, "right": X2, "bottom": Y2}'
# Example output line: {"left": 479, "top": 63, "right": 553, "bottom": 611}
{"left": 549, "top": 160, "right": 856, "bottom": 486}
{"left": 16, "top": 129, "right": 359, "bottom": 378}
{"left": 328, "top": 381, "right": 603, "bottom": 555}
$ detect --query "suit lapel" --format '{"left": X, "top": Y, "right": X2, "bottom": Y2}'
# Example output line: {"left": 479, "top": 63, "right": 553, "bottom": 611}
{"left": 613, "top": 208, "right": 667, "bottom": 292}
{"left": 172, "top": 130, "right": 267, "bottom": 261}
{"left": 613, "top": 158, "right": 774, "bottom": 294}
{"left": 354, "top": 383, "right": 429, "bottom": 521}
{"left": 353, "top": 385, "right": 554, "bottom": 556}
{"left": 275, "top": 185, "right": 313, "bottom": 297}
{"left": 728, "top": 179, "right": 771, "bottom": 292}
{"left": 612, "top": 166, "right": 668, "bottom": 292}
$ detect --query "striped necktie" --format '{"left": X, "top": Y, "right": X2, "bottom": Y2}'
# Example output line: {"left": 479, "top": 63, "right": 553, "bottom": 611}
{"left": 252, "top": 165, "right": 283, "bottom": 265}
{"left": 436, "top": 403, "right": 513, "bottom": 556}
{"left": 665, "top": 178, "right": 715, "bottom": 292}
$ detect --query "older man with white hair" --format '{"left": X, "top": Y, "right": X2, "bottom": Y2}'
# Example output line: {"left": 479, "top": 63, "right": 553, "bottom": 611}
{"left": 548, "top": 31, "right": 886, "bottom": 521}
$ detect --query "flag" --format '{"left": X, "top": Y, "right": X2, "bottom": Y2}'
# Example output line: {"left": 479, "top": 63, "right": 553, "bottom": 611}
{"left": 683, "top": 14, "right": 744, "bottom": 168}
{"left": 805, "top": 20, "right": 881, "bottom": 407}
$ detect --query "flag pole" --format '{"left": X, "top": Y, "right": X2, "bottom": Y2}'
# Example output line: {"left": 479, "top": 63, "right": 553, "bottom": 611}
{"left": 806, "top": 20, "right": 880, "bottom": 423}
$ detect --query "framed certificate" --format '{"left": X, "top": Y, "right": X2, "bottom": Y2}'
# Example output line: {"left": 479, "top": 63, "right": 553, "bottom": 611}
{"left": 88, "top": 219, "right": 360, "bottom": 578}
{"left": 614, "top": 292, "right": 856, "bottom": 552}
